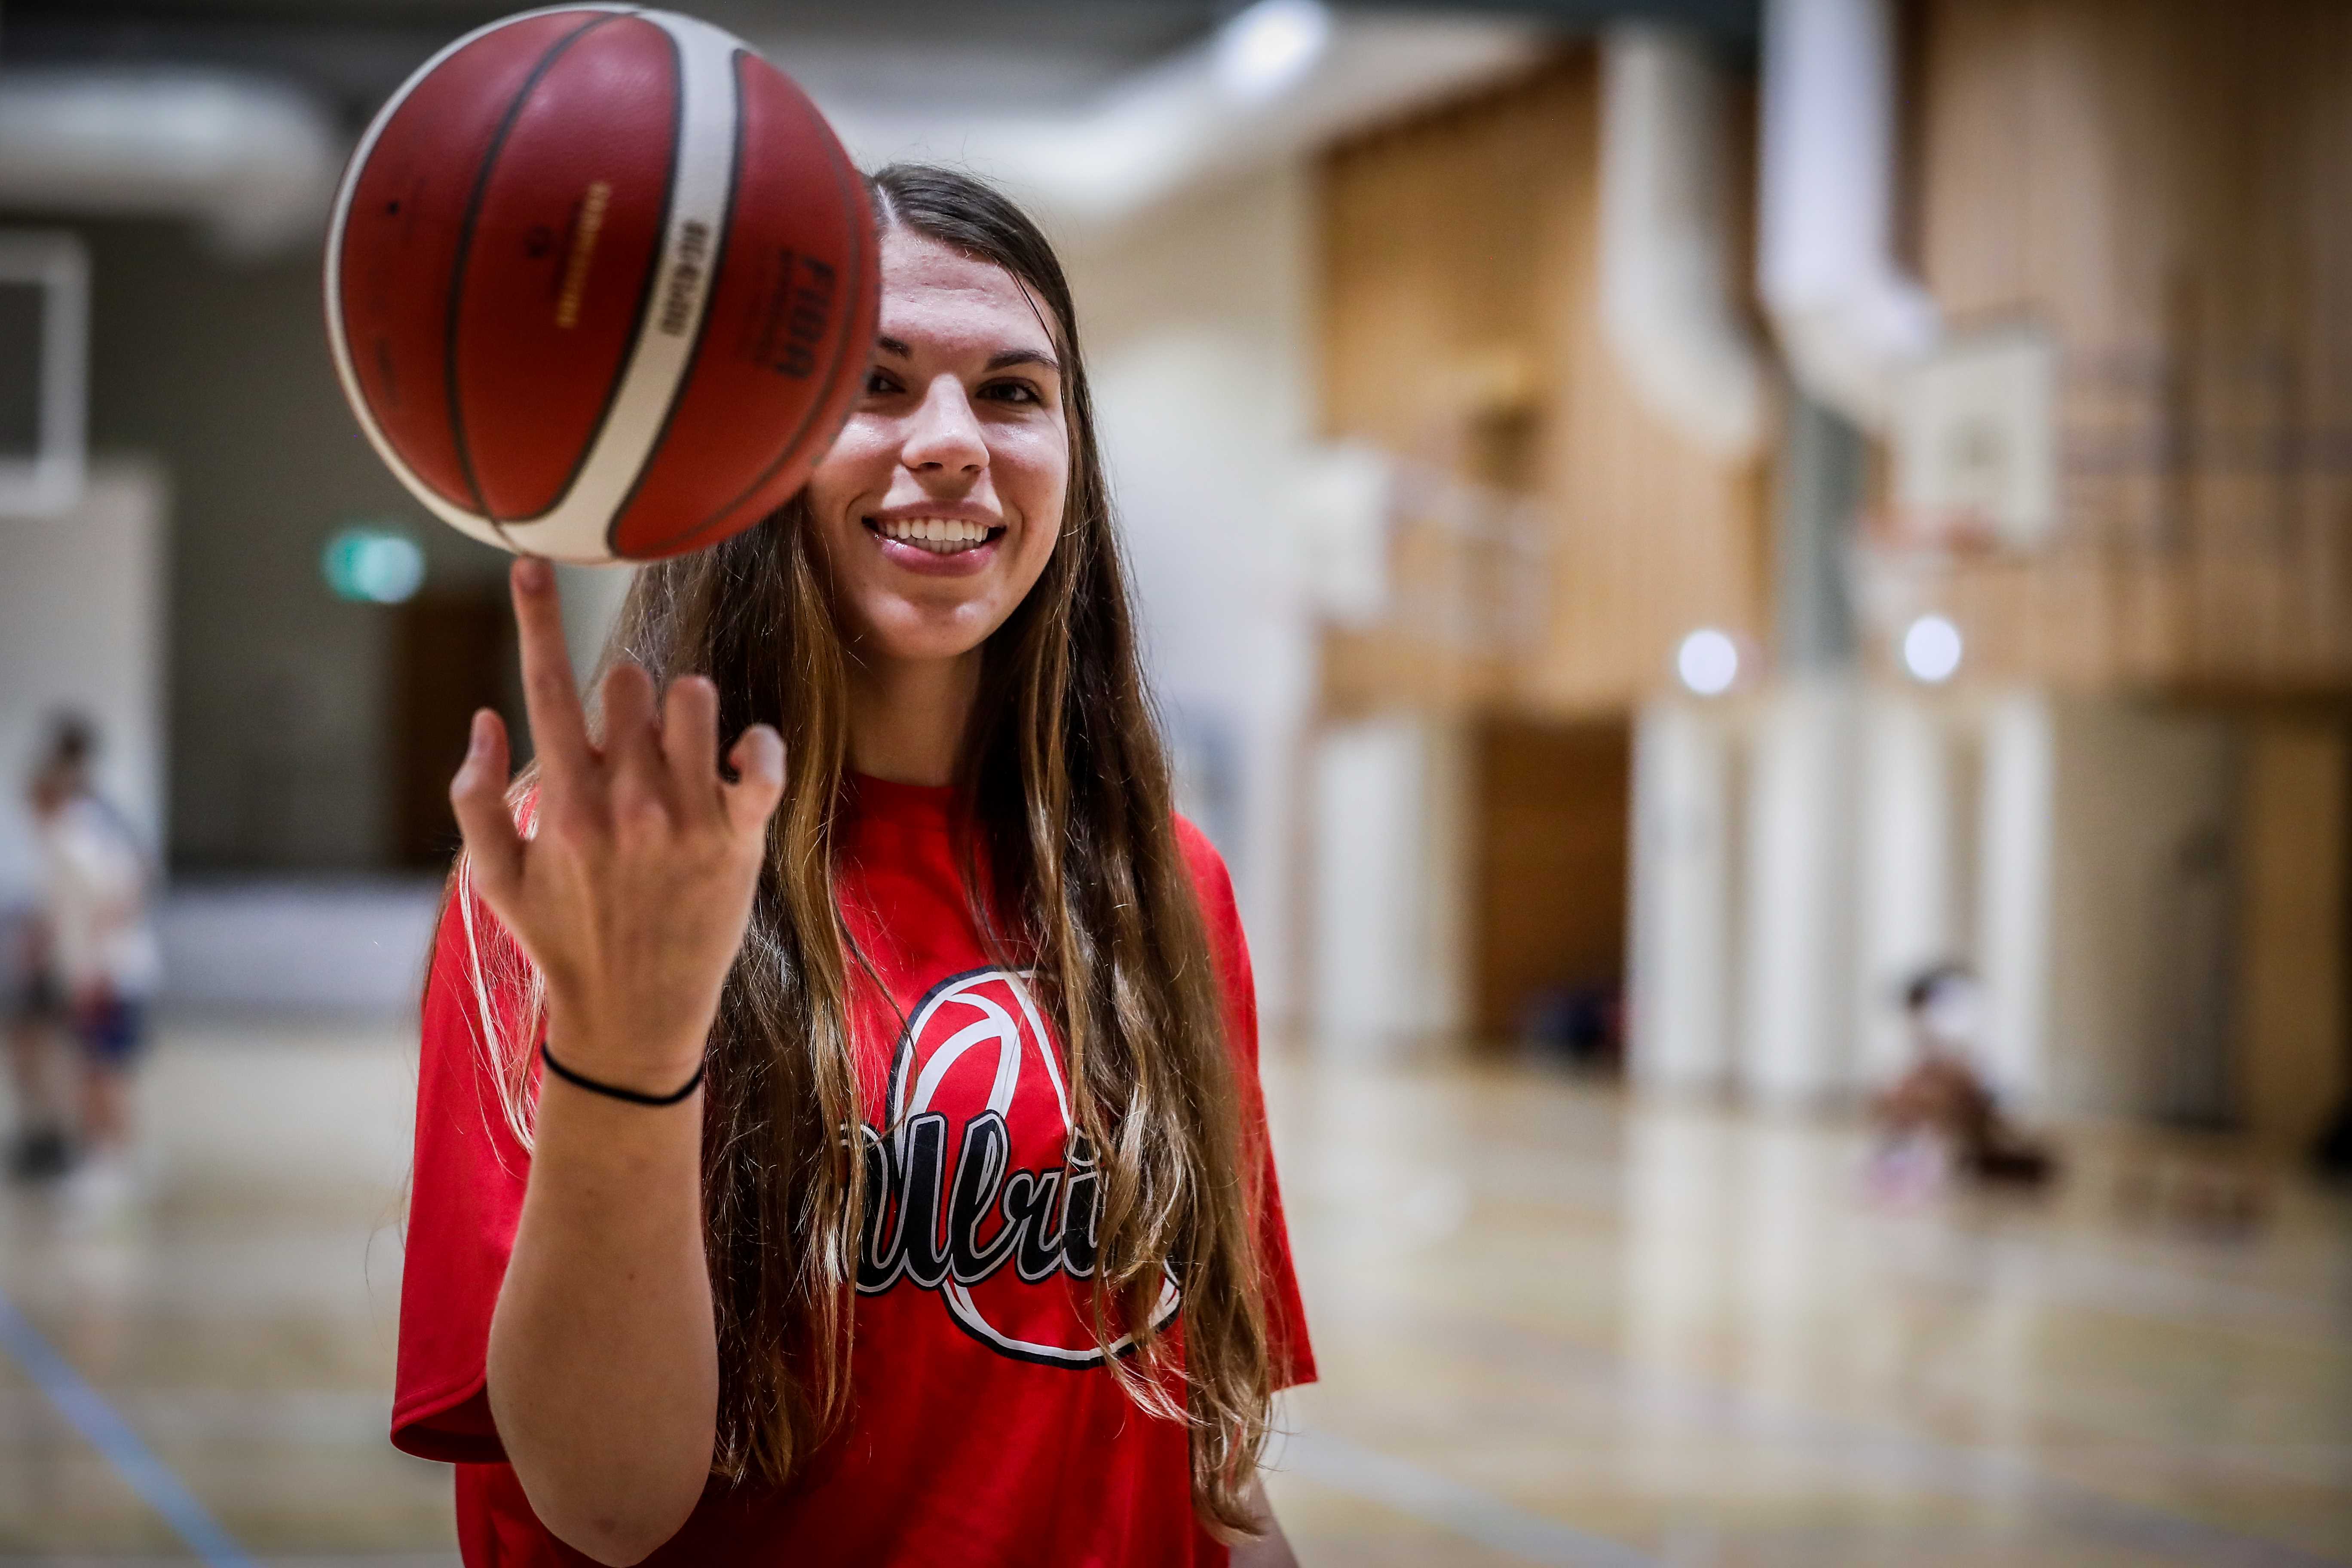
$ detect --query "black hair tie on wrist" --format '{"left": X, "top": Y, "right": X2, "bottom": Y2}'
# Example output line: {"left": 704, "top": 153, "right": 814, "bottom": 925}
{"left": 540, "top": 1041, "right": 705, "bottom": 1107}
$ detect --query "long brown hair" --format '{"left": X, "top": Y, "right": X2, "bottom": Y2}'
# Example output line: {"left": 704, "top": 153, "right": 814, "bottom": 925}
{"left": 464, "top": 164, "right": 1275, "bottom": 1534}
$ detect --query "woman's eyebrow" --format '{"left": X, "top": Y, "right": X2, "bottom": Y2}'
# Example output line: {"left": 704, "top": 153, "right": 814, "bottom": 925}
{"left": 985, "top": 348, "right": 1060, "bottom": 374}
{"left": 871, "top": 335, "right": 1059, "bottom": 375}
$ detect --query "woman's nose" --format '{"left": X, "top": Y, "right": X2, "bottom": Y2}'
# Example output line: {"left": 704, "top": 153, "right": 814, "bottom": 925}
{"left": 900, "top": 376, "right": 987, "bottom": 477}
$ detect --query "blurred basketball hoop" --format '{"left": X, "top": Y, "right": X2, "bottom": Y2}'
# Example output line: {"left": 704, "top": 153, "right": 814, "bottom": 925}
{"left": 0, "top": 232, "right": 89, "bottom": 518}
{"left": 1295, "top": 438, "right": 1547, "bottom": 713}
{"left": 1887, "top": 322, "right": 2058, "bottom": 551}
{"left": 1294, "top": 441, "right": 1546, "bottom": 654}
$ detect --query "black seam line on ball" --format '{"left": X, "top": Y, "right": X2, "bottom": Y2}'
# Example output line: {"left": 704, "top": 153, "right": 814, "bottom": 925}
{"left": 597, "top": 39, "right": 746, "bottom": 557}
{"left": 444, "top": 10, "right": 623, "bottom": 539}
{"left": 541, "top": 1041, "right": 705, "bottom": 1107}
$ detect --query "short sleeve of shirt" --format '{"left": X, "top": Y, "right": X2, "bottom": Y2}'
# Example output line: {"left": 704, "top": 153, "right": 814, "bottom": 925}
{"left": 393, "top": 886, "right": 534, "bottom": 1463}
{"left": 1173, "top": 818, "right": 1317, "bottom": 1391}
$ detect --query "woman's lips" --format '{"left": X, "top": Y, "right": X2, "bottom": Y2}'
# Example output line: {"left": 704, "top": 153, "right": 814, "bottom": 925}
{"left": 864, "top": 515, "right": 1006, "bottom": 576}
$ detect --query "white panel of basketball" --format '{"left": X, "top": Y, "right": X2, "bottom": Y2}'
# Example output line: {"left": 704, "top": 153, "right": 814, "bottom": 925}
{"left": 499, "top": 8, "right": 741, "bottom": 560}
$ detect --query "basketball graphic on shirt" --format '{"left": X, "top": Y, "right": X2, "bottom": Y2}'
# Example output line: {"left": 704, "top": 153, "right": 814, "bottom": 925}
{"left": 856, "top": 968, "right": 1180, "bottom": 1366}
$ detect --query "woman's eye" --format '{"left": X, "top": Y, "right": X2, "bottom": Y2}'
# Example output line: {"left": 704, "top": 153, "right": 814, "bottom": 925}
{"left": 981, "top": 380, "right": 1041, "bottom": 406}
{"left": 864, "top": 368, "right": 901, "bottom": 396}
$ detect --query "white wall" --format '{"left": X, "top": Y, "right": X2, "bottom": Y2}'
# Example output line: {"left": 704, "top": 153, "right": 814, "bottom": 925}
{"left": 1628, "top": 698, "right": 1740, "bottom": 1093}
{"left": 156, "top": 880, "right": 442, "bottom": 1015}
{"left": 0, "top": 459, "right": 167, "bottom": 907}
{"left": 1740, "top": 676, "right": 1862, "bottom": 1106}
{"left": 1065, "top": 166, "right": 1320, "bottom": 1026}
{"left": 1854, "top": 689, "right": 1965, "bottom": 1086}
{"left": 1310, "top": 714, "right": 1470, "bottom": 1060}
{"left": 1975, "top": 690, "right": 2054, "bottom": 1106}
{"left": 558, "top": 562, "right": 638, "bottom": 686}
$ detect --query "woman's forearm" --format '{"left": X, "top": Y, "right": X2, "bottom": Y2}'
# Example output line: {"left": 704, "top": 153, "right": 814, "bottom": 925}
{"left": 446, "top": 561, "right": 783, "bottom": 1564}
{"left": 487, "top": 1032, "right": 717, "bottom": 1566}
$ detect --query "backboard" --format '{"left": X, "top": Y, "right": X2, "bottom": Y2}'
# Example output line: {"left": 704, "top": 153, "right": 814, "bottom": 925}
{"left": 1890, "top": 322, "right": 2058, "bottom": 550}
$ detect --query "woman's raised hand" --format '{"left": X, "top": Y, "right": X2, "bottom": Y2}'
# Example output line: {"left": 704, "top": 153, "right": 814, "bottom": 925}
{"left": 450, "top": 557, "right": 784, "bottom": 1093}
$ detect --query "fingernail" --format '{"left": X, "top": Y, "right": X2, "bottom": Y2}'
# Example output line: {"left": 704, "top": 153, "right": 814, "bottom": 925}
{"left": 466, "top": 710, "right": 490, "bottom": 756}
{"left": 515, "top": 556, "right": 552, "bottom": 593}
{"left": 746, "top": 726, "right": 784, "bottom": 781}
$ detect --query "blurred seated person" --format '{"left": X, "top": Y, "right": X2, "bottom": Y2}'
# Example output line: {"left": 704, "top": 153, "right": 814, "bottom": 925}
{"left": 1871, "top": 963, "right": 2055, "bottom": 1194}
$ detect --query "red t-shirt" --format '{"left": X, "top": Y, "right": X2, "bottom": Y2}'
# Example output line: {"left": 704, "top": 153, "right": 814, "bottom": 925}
{"left": 394, "top": 775, "right": 1314, "bottom": 1566}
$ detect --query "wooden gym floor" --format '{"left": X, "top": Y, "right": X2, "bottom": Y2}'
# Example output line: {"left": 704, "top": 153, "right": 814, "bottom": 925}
{"left": 1, "top": 1021, "right": 2346, "bottom": 1565}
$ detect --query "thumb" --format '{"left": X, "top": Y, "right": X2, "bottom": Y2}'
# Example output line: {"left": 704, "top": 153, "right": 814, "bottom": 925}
{"left": 721, "top": 724, "right": 787, "bottom": 842}
{"left": 450, "top": 709, "right": 525, "bottom": 909}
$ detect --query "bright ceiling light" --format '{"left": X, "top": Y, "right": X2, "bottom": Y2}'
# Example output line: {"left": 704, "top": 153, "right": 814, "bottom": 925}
{"left": 1215, "top": 0, "right": 1332, "bottom": 104}
{"left": 1676, "top": 628, "right": 1740, "bottom": 696}
{"left": 1901, "top": 614, "right": 1963, "bottom": 683}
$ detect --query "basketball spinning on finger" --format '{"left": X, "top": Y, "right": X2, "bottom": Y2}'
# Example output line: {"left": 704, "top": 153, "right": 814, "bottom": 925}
{"left": 325, "top": 4, "right": 879, "bottom": 563}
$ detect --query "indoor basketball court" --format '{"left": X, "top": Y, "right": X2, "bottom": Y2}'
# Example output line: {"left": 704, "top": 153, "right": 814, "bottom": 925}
{"left": 3, "top": 1025, "right": 2346, "bottom": 1562}
{"left": 1, "top": 0, "right": 2349, "bottom": 1565}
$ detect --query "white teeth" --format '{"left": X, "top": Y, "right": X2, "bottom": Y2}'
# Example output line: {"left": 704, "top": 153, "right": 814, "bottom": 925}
{"left": 872, "top": 517, "right": 995, "bottom": 554}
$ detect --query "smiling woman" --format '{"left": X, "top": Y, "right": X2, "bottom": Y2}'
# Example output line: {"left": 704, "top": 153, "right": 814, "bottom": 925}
{"left": 392, "top": 164, "right": 1312, "bottom": 1568}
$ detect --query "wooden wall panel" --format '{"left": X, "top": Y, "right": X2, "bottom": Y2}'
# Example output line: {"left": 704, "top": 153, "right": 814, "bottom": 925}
{"left": 1908, "top": 0, "right": 2352, "bottom": 693}
{"left": 1468, "top": 717, "right": 1631, "bottom": 1041}
{"left": 1316, "top": 52, "right": 1769, "bottom": 718}
{"left": 2237, "top": 719, "right": 2350, "bottom": 1149}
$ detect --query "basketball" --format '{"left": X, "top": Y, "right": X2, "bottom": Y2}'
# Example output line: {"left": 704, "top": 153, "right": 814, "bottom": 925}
{"left": 323, "top": 4, "right": 878, "bottom": 563}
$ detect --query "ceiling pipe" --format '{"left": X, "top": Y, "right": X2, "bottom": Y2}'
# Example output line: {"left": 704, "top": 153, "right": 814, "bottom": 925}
{"left": 824, "top": 9, "right": 1541, "bottom": 231}
{"left": 1756, "top": 0, "right": 1938, "bottom": 429}
{"left": 0, "top": 12, "right": 1531, "bottom": 254}
{"left": 1598, "top": 24, "right": 1767, "bottom": 459}
{"left": 0, "top": 67, "right": 341, "bottom": 259}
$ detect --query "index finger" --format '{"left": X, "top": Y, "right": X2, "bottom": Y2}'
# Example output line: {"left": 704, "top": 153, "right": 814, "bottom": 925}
{"left": 510, "top": 556, "right": 593, "bottom": 777}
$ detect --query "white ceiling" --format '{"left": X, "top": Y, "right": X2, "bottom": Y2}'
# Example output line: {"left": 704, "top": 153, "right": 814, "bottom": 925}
{"left": 0, "top": 2, "right": 1556, "bottom": 247}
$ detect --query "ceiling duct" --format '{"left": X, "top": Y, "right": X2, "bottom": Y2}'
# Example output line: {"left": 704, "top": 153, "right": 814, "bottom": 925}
{"left": 825, "top": 7, "right": 1541, "bottom": 230}
{"left": 1756, "top": 0, "right": 1938, "bottom": 428}
{"left": 1599, "top": 24, "right": 1767, "bottom": 459}
{"left": 0, "top": 67, "right": 341, "bottom": 259}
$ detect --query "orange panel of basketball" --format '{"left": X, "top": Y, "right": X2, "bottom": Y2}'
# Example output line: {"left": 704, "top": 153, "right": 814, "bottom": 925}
{"left": 325, "top": 4, "right": 878, "bottom": 563}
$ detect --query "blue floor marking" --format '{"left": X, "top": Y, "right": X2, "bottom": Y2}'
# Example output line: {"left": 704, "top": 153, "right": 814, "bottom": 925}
{"left": 0, "top": 1283, "right": 257, "bottom": 1568}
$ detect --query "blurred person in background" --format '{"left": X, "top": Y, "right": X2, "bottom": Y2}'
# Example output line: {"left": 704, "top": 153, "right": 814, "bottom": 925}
{"left": 26, "top": 712, "right": 162, "bottom": 1210}
{"left": 1869, "top": 962, "right": 2055, "bottom": 1199}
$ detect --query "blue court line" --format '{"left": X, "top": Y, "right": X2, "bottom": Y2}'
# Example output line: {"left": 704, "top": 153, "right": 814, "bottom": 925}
{"left": 0, "top": 1283, "right": 257, "bottom": 1568}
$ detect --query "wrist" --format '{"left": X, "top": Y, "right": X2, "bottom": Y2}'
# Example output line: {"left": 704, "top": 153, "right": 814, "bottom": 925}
{"left": 542, "top": 999, "right": 710, "bottom": 1098}
{"left": 542, "top": 1042, "right": 704, "bottom": 1107}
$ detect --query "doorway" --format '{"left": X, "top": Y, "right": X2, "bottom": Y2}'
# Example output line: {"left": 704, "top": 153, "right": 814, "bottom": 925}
{"left": 1469, "top": 716, "right": 1631, "bottom": 1065}
{"left": 388, "top": 586, "right": 520, "bottom": 869}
